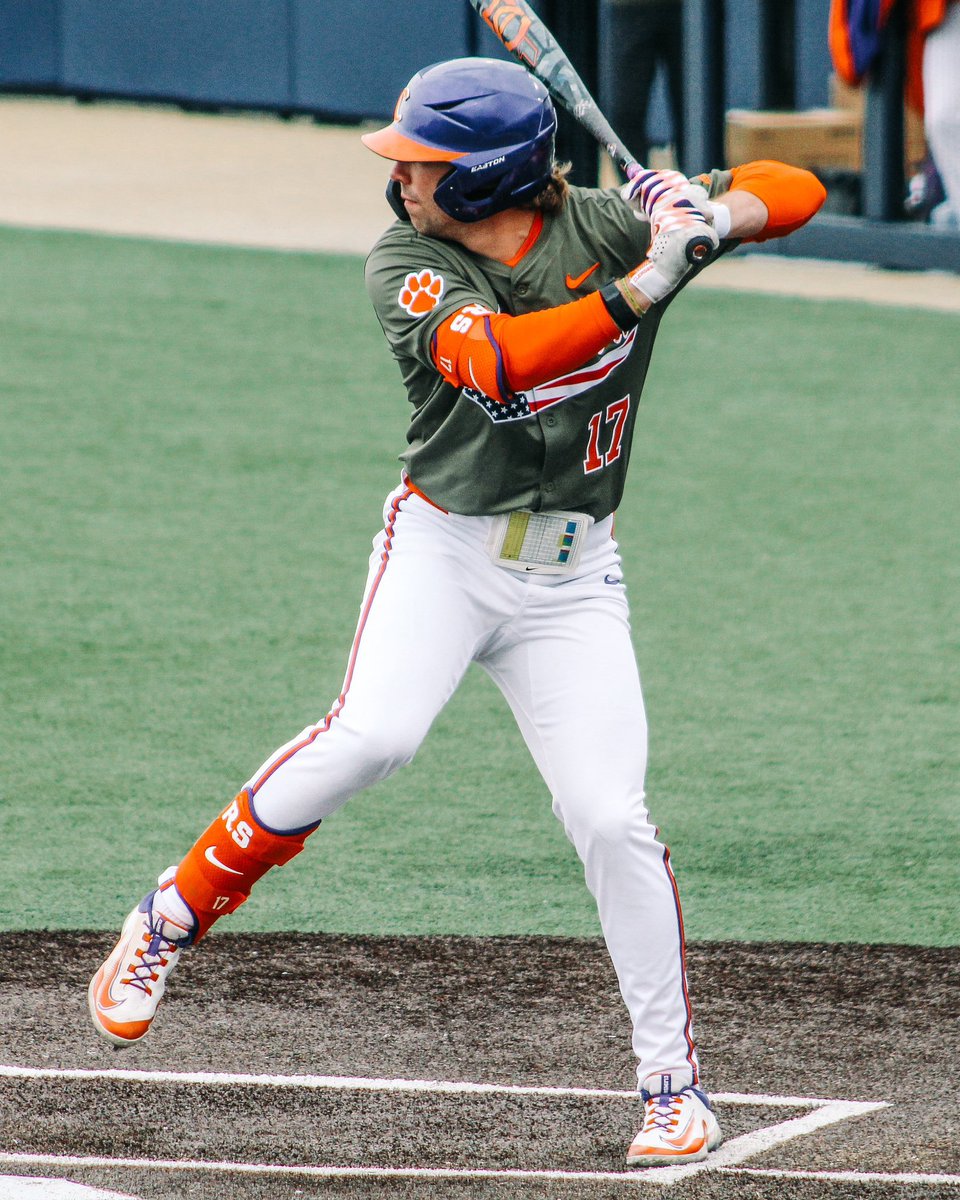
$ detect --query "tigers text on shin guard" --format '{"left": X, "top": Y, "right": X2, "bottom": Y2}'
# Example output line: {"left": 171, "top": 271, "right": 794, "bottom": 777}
{"left": 173, "top": 790, "right": 316, "bottom": 940}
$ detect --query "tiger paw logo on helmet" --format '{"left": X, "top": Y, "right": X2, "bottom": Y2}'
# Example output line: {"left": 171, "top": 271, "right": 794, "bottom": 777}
{"left": 398, "top": 269, "right": 445, "bottom": 317}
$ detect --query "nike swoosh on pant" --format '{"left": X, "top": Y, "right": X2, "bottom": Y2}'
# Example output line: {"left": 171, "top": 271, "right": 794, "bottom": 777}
{"left": 205, "top": 845, "right": 243, "bottom": 875}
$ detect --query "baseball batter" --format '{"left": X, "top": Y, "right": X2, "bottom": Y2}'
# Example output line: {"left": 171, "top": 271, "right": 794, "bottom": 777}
{"left": 89, "top": 58, "right": 825, "bottom": 1167}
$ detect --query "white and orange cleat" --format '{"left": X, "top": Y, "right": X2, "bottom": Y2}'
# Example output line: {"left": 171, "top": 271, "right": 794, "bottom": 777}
{"left": 88, "top": 882, "right": 194, "bottom": 1047}
{"left": 626, "top": 1084, "right": 722, "bottom": 1167}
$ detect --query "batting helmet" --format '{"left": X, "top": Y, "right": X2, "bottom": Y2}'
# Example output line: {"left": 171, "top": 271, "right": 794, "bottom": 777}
{"left": 361, "top": 57, "right": 558, "bottom": 223}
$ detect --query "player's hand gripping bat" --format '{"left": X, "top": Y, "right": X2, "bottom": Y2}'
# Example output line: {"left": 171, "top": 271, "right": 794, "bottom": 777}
{"left": 468, "top": 0, "right": 716, "bottom": 265}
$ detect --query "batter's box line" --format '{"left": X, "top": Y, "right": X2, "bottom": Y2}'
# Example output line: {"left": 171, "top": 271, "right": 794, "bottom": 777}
{"left": 0, "top": 1064, "right": 924, "bottom": 1189}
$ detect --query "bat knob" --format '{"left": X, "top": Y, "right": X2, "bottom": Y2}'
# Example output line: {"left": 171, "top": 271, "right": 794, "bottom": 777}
{"left": 685, "top": 235, "right": 715, "bottom": 265}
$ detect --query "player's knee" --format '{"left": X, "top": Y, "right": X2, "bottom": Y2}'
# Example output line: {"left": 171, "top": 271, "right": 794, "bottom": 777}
{"left": 556, "top": 790, "right": 653, "bottom": 850}
{"left": 354, "top": 724, "right": 424, "bottom": 780}
{"left": 589, "top": 803, "right": 648, "bottom": 848}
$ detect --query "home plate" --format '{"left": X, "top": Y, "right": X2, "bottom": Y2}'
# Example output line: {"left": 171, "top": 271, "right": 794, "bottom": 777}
{"left": 0, "top": 1179, "right": 140, "bottom": 1200}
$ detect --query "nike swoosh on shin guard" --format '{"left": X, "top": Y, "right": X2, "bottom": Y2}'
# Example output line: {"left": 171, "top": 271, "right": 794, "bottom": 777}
{"left": 173, "top": 790, "right": 315, "bottom": 938}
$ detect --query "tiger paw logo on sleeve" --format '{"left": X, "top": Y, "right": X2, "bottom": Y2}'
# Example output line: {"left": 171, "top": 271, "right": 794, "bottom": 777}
{"left": 398, "top": 269, "right": 445, "bottom": 317}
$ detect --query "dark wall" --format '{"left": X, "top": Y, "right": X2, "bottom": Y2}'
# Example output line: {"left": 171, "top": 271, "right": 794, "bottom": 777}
{"left": 58, "top": 0, "right": 290, "bottom": 106}
{"left": 0, "top": 0, "right": 835, "bottom": 119}
{"left": 293, "top": 0, "right": 477, "bottom": 120}
{"left": 0, "top": 0, "right": 61, "bottom": 87}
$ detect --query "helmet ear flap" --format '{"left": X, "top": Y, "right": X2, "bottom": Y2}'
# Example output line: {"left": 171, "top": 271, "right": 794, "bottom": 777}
{"left": 386, "top": 166, "right": 457, "bottom": 224}
{"left": 386, "top": 180, "right": 411, "bottom": 223}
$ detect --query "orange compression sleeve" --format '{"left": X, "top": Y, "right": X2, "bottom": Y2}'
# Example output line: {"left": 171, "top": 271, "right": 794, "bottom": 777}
{"left": 431, "top": 291, "right": 621, "bottom": 404}
{"left": 729, "top": 160, "right": 827, "bottom": 243}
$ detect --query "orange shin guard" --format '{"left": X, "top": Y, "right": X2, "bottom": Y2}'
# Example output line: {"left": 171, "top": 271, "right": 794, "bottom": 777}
{"left": 173, "top": 790, "right": 314, "bottom": 940}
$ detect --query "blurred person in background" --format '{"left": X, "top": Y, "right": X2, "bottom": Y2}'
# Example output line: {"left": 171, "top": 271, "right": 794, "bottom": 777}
{"left": 831, "top": 0, "right": 960, "bottom": 227}
{"left": 919, "top": 0, "right": 960, "bottom": 227}
{"left": 598, "top": 0, "right": 685, "bottom": 171}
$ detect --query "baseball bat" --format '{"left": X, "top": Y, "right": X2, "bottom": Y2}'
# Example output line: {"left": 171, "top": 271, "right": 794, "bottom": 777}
{"left": 468, "top": 0, "right": 714, "bottom": 264}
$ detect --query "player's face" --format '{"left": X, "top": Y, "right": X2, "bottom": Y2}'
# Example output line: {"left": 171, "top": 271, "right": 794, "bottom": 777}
{"left": 390, "top": 161, "right": 460, "bottom": 238}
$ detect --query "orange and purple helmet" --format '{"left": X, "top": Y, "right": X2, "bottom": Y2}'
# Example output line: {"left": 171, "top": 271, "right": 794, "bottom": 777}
{"left": 362, "top": 57, "right": 557, "bottom": 223}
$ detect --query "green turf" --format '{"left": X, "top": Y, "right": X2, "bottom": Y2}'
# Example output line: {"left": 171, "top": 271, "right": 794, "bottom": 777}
{"left": 1, "top": 226, "right": 957, "bottom": 945}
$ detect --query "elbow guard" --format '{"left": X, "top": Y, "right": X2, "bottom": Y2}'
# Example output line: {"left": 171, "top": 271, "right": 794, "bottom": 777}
{"left": 730, "top": 160, "right": 827, "bottom": 242}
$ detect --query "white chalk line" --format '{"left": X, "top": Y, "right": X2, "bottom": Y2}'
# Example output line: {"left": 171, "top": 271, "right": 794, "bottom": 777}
{"left": 0, "top": 1155, "right": 639, "bottom": 1185}
{"left": 4, "top": 1152, "right": 957, "bottom": 1190}
{"left": 0, "top": 1177, "right": 140, "bottom": 1200}
{"left": 0, "top": 1064, "right": 858, "bottom": 1106}
{"left": 731, "top": 1167, "right": 960, "bottom": 1187}
{"left": 8, "top": 1064, "right": 952, "bottom": 1190}
{"left": 647, "top": 1098, "right": 886, "bottom": 1184}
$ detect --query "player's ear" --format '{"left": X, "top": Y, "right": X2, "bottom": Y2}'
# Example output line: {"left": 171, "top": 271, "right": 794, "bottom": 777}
{"left": 387, "top": 180, "right": 411, "bottom": 222}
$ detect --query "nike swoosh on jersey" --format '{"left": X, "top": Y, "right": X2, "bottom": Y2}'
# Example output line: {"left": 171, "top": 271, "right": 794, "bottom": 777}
{"left": 565, "top": 262, "right": 600, "bottom": 289}
{"left": 205, "top": 845, "right": 243, "bottom": 875}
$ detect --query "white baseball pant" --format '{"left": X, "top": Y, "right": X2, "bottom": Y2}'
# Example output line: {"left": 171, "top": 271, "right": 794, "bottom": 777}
{"left": 248, "top": 478, "right": 701, "bottom": 1090}
{"left": 923, "top": 0, "right": 960, "bottom": 228}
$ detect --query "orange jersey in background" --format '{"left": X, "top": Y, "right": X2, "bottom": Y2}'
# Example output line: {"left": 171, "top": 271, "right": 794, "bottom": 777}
{"left": 829, "top": 0, "right": 950, "bottom": 111}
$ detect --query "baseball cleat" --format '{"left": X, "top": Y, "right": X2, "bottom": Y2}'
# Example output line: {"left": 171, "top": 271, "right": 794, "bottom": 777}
{"left": 88, "top": 890, "right": 193, "bottom": 1047}
{"left": 626, "top": 1085, "right": 722, "bottom": 1167}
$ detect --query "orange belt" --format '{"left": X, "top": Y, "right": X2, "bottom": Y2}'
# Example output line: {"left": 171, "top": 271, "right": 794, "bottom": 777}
{"left": 404, "top": 475, "right": 449, "bottom": 514}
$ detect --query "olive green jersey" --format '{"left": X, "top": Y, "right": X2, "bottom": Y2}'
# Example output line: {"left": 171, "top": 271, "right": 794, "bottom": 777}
{"left": 364, "top": 176, "right": 730, "bottom": 520}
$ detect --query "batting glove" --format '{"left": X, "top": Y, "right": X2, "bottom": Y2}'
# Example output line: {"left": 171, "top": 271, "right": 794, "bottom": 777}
{"left": 621, "top": 169, "right": 732, "bottom": 239}
{"left": 621, "top": 168, "right": 692, "bottom": 216}
{"left": 668, "top": 181, "right": 733, "bottom": 239}
{"left": 625, "top": 221, "right": 712, "bottom": 305}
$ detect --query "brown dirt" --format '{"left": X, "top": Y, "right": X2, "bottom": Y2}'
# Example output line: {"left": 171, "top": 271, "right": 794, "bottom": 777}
{"left": 0, "top": 933, "right": 957, "bottom": 1199}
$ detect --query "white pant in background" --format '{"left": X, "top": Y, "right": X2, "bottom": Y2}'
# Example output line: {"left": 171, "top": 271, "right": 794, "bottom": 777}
{"left": 248, "top": 479, "right": 701, "bottom": 1091}
{"left": 924, "top": 0, "right": 960, "bottom": 228}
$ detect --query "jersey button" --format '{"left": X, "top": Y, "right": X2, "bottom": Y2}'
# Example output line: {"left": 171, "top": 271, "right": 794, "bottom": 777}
{"left": 545, "top": 415, "right": 557, "bottom": 427}
{"left": 515, "top": 283, "right": 530, "bottom": 296}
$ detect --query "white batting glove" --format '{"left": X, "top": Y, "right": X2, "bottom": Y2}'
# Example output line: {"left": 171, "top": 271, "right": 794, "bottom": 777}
{"left": 620, "top": 168, "right": 691, "bottom": 216}
{"left": 673, "top": 181, "right": 733, "bottom": 238}
{"left": 621, "top": 170, "right": 732, "bottom": 239}
{"left": 625, "top": 221, "right": 712, "bottom": 305}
